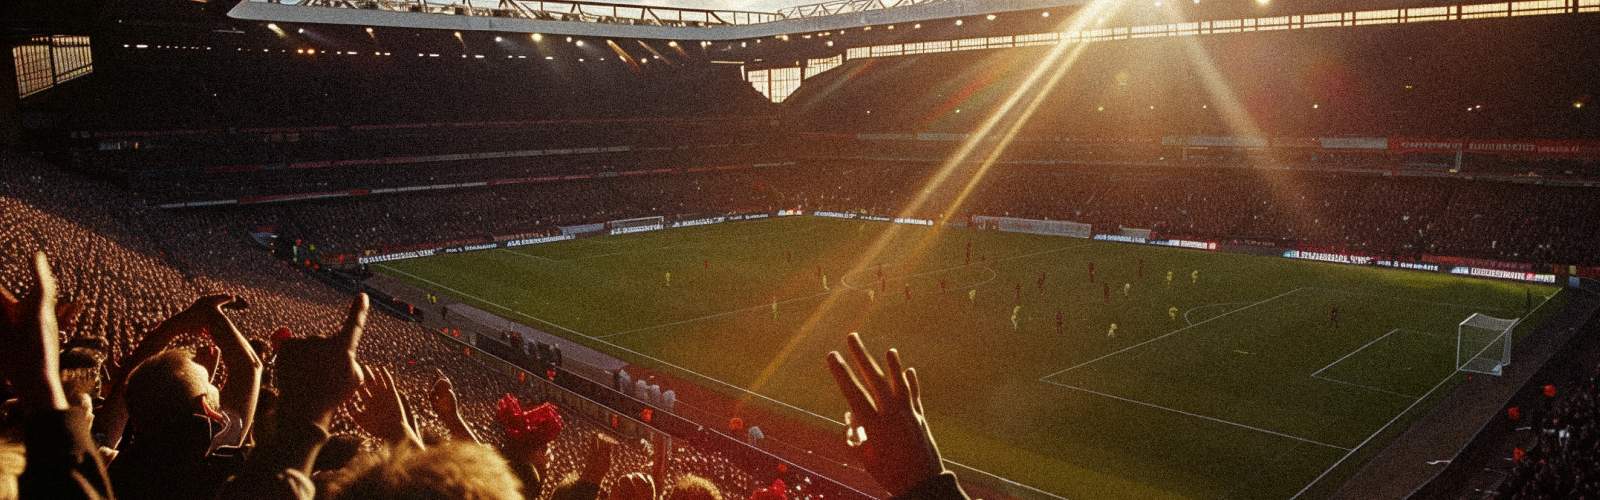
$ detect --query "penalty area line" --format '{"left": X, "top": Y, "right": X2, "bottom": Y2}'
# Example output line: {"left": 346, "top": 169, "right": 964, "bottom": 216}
{"left": 1289, "top": 289, "right": 1563, "bottom": 499}
{"left": 1038, "top": 287, "right": 1307, "bottom": 382}
{"left": 1040, "top": 379, "right": 1353, "bottom": 452}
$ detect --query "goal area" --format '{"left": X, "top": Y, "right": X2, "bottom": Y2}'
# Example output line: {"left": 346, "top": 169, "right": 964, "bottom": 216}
{"left": 1457, "top": 313, "right": 1518, "bottom": 376}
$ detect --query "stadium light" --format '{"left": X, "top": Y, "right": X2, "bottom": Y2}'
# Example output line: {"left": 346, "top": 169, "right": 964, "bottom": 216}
{"left": 913, "top": 23, "right": 922, "bottom": 29}
{"left": 1042, "top": 11, "right": 1051, "bottom": 17}
{"left": 1576, "top": 101, "right": 1586, "bottom": 109}
{"left": 531, "top": 33, "right": 543, "bottom": 42}
{"left": 987, "top": 14, "right": 997, "bottom": 20}
{"left": 955, "top": 19, "right": 964, "bottom": 26}
{"left": 494, "top": 36, "right": 503, "bottom": 42}
{"left": 667, "top": 41, "right": 678, "bottom": 47}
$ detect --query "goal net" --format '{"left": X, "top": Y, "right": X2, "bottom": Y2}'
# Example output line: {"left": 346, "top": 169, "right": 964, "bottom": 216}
{"left": 971, "top": 216, "right": 1091, "bottom": 239}
{"left": 608, "top": 216, "right": 665, "bottom": 236}
{"left": 1457, "top": 313, "right": 1518, "bottom": 376}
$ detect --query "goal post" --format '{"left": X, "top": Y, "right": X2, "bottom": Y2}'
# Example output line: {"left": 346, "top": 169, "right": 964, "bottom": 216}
{"left": 1457, "top": 313, "right": 1518, "bottom": 376}
{"left": 607, "top": 216, "right": 665, "bottom": 235}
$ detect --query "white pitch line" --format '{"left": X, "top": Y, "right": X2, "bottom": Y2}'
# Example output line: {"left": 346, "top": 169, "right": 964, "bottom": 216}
{"left": 375, "top": 263, "right": 848, "bottom": 425}
{"left": 1310, "top": 373, "right": 1421, "bottom": 400}
{"left": 1041, "top": 379, "right": 1353, "bottom": 452}
{"left": 597, "top": 291, "right": 833, "bottom": 339}
{"left": 1289, "top": 288, "right": 1563, "bottom": 499}
{"left": 377, "top": 261, "right": 1067, "bottom": 500}
{"left": 1038, "top": 287, "right": 1307, "bottom": 381}
{"left": 1183, "top": 301, "right": 1251, "bottom": 326}
{"left": 1310, "top": 329, "right": 1404, "bottom": 379}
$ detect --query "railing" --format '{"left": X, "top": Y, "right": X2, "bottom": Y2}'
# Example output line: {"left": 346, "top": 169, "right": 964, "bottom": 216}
{"left": 774, "top": 0, "right": 953, "bottom": 19}
{"left": 267, "top": 0, "right": 784, "bottom": 26}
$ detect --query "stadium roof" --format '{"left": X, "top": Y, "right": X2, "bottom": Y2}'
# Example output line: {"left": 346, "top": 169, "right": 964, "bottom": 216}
{"left": 226, "top": 0, "right": 1088, "bottom": 40}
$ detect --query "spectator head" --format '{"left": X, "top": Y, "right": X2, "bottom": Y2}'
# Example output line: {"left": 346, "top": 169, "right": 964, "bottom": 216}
{"left": 420, "top": 426, "right": 451, "bottom": 447}
{"left": 323, "top": 442, "right": 522, "bottom": 500}
{"left": 667, "top": 474, "right": 723, "bottom": 500}
{"left": 123, "top": 349, "right": 220, "bottom": 437}
{"left": 59, "top": 346, "right": 105, "bottom": 400}
{"left": 248, "top": 338, "right": 272, "bottom": 361}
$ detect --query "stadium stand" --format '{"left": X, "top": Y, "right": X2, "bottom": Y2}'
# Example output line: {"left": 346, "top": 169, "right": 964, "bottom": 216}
{"left": 5, "top": 0, "right": 1600, "bottom": 499}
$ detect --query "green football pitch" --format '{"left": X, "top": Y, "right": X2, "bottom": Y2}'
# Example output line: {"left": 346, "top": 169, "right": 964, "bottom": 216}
{"left": 374, "top": 216, "right": 1561, "bottom": 499}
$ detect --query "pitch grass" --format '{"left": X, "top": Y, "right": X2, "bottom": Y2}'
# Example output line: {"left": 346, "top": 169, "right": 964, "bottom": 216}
{"left": 376, "top": 216, "right": 1559, "bottom": 499}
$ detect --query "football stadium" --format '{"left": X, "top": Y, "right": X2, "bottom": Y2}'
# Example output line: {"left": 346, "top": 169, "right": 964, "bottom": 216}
{"left": 1, "top": 1, "right": 1598, "bottom": 499}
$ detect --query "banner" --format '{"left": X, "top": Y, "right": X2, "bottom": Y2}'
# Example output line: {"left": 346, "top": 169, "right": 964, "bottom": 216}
{"left": 1149, "top": 239, "right": 1218, "bottom": 251}
{"left": 506, "top": 235, "right": 574, "bottom": 248}
{"left": 1391, "top": 138, "right": 1600, "bottom": 158}
{"left": 359, "top": 248, "right": 437, "bottom": 264}
{"left": 1094, "top": 234, "right": 1147, "bottom": 244}
{"left": 670, "top": 217, "right": 727, "bottom": 228}
{"left": 610, "top": 224, "right": 663, "bottom": 236}
{"left": 1449, "top": 266, "right": 1558, "bottom": 284}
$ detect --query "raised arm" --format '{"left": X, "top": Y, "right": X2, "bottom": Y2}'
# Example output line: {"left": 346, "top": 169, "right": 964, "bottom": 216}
{"left": 1, "top": 253, "right": 113, "bottom": 500}
{"left": 201, "top": 296, "right": 263, "bottom": 446}
{"left": 429, "top": 369, "right": 480, "bottom": 444}
{"left": 825, "top": 332, "right": 968, "bottom": 500}
{"left": 222, "top": 294, "right": 368, "bottom": 500}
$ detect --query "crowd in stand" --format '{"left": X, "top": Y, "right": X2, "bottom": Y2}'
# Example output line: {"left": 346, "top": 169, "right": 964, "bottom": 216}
{"left": 1, "top": 154, "right": 976, "bottom": 499}
{"left": 233, "top": 160, "right": 1600, "bottom": 267}
{"left": 5, "top": 140, "right": 1600, "bottom": 499}
{"left": 1497, "top": 366, "right": 1600, "bottom": 498}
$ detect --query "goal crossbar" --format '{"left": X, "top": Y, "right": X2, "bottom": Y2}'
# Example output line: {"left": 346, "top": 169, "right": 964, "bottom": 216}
{"left": 1456, "top": 313, "right": 1518, "bottom": 376}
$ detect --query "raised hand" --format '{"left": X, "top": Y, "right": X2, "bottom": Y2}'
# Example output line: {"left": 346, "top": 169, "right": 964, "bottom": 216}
{"left": 351, "top": 366, "right": 422, "bottom": 449}
{"left": 580, "top": 433, "right": 618, "bottom": 485}
{"left": 825, "top": 332, "right": 944, "bottom": 497}
{"left": 430, "top": 369, "right": 481, "bottom": 443}
{"left": 274, "top": 293, "right": 368, "bottom": 428}
{"left": 0, "top": 252, "right": 68, "bottom": 411}
{"left": 429, "top": 368, "right": 459, "bottom": 416}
